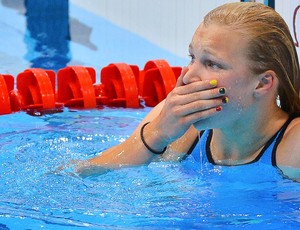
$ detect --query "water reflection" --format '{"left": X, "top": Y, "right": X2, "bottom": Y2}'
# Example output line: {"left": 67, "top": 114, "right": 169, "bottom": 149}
{"left": 24, "top": 0, "right": 70, "bottom": 71}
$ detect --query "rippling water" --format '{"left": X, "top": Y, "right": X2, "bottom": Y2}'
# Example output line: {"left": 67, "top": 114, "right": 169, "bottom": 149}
{"left": 0, "top": 108, "right": 300, "bottom": 229}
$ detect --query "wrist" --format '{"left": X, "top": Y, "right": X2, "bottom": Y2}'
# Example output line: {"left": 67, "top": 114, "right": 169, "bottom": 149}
{"left": 140, "top": 122, "right": 168, "bottom": 155}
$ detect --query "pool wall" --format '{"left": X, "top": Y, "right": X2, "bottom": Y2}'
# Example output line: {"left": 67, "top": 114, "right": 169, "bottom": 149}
{"left": 0, "top": 0, "right": 199, "bottom": 75}
{"left": 0, "top": 0, "right": 299, "bottom": 76}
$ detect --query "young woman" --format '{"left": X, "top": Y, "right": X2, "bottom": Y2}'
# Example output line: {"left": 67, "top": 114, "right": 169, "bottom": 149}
{"left": 75, "top": 2, "right": 300, "bottom": 181}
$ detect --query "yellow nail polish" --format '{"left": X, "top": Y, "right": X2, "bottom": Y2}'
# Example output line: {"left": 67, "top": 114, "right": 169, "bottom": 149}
{"left": 210, "top": 80, "right": 217, "bottom": 86}
{"left": 222, "top": 97, "right": 229, "bottom": 104}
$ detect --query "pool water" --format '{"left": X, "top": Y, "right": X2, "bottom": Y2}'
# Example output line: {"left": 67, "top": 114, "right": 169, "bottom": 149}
{"left": 0, "top": 108, "right": 300, "bottom": 229}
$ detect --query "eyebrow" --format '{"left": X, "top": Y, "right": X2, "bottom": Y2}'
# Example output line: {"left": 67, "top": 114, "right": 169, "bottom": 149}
{"left": 189, "top": 43, "right": 217, "bottom": 57}
{"left": 189, "top": 43, "right": 232, "bottom": 69}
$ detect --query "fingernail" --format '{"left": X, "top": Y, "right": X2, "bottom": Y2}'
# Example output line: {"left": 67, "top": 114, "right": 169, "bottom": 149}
{"left": 210, "top": 80, "right": 217, "bottom": 86}
{"left": 219, "top": 88, "right": 225, "bottom": 94}
{"left": 222, "top": 97, "right": 229, "bottom": 104}
{"left": 216, "top": 106, "right": 222, "bottom": 112}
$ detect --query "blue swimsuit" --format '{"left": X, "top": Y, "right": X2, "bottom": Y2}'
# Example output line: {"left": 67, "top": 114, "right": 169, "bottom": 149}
{"left": 188, "top": 114, "right": 300, "bottom": 166}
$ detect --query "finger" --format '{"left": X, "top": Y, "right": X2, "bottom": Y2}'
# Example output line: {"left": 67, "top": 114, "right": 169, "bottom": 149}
{"left": 182, "top": 106, "right": 223, "bottom": 124}
{"left": 181, "top": 87, "right": 227, "bottom": 105}
{"left": 175, "top": 79, "right": 219, "bottom": 95}
{"left": 168, "top": 85, "right": 227, "bottom": 109}
{"left": 175, "top": 97, "right": 225, "bottom": 117}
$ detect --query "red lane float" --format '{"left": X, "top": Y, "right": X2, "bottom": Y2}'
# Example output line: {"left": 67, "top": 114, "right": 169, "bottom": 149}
{"left": 0, "top": 74, "right": 14, "bottom": 115}
{"left": 99, "top": 63, "right": 140, "bottom": 108}
{"left": 0, "top": 59, "right": 182, "bottom": 116}
{"left": 57, "top": 66, "right": 97, "bottom": 108}
{"left": 9, "top": 68, "right": 64, "bottom": 115}
{"left": 140, "top": 60, "right": 181, "bottom": 106}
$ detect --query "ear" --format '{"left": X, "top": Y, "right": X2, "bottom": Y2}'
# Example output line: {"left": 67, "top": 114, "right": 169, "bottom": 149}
{"left": 253, "top": 70, "right": 277, "bottom": 98}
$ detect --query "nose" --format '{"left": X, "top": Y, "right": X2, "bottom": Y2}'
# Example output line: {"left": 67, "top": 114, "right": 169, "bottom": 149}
{"left": 182, "top": 64, "right": 201, "bottom": 85}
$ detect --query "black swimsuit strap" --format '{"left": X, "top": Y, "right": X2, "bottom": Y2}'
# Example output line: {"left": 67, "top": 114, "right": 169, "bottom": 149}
{"left": 271, "top": 113, "right": 300, "bottom": 165}
{"left": 251, "top": 113, "right": 297, "bottom": 166}
{"left": 205, "top": 113, "right": 300, "bottom": 165}
{"left": 185, "top": 113, "right": 300, "bottom": 164}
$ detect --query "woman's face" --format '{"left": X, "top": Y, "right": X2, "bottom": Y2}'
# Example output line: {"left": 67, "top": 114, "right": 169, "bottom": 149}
{"left": 185, "top": 23, "right": 259, "bottom": 129}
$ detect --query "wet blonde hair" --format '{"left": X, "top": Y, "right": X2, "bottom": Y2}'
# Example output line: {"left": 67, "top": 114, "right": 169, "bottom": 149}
{"left": 203, "top": 2, "right": 300, "bottom": 114}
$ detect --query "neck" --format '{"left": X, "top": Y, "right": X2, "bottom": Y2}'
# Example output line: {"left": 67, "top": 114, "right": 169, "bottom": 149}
{"left": 211, "top": 106, "right": 288, "bottom": 165}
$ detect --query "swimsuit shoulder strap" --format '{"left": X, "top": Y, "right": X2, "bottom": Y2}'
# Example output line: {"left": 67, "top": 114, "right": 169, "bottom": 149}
{"left": 270, "top": 113, "right": 300, "bottom": 165}
{"left": 187, "top": 113, "right": 300, "bottom": 165}
{"left": 257, "top": 113, "right": 300, "bottom": 165}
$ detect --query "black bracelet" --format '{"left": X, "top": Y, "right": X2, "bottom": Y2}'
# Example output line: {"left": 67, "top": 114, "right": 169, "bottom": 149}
{"left": 140, "top": 122, "right": 167, "bottom": 155}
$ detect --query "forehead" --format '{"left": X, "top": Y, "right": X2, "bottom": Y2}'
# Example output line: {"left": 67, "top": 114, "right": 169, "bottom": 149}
{"left": 190, "top": 23, "right": 248, "bottom": 61}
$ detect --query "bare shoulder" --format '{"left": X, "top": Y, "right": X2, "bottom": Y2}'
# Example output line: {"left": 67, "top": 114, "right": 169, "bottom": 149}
{"left": 277, "top": 117, "right": 300, "bottom": 180}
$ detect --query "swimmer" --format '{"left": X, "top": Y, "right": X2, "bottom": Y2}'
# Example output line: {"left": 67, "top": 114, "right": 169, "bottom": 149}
{"left": 75, "top": 2, "right": 300, "bottom": 181}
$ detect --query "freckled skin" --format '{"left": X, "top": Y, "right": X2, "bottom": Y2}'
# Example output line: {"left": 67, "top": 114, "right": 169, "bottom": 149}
{"left": 186, "top": 23, "right": 259, "bottom": 131}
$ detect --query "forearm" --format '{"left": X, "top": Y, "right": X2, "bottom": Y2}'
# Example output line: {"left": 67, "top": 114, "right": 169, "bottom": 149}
{"left": 74, "top": 123, "right": 166, "bottom": 176}
{"left": 76, "top": 123, "right": 198, "bottom": 177}
{"left": 89, "top": 130, "right": 162, "bottom": 166}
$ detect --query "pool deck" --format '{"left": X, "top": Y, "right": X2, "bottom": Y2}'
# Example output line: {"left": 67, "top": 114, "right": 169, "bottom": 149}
{"left": 0, "top": 1, "right": 187, "bottom": 77}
